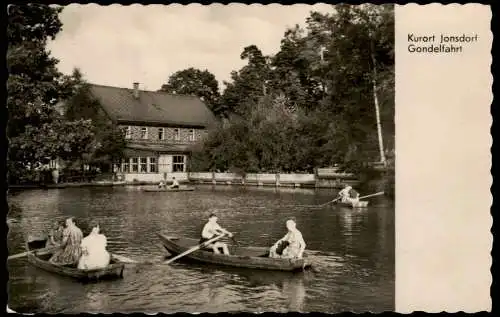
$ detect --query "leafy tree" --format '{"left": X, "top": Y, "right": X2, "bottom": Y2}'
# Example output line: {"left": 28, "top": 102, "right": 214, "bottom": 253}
{"left": 195, "top": 4, "right": 394, "bottom": 179}
{"left": 7, "top": 4, "right": 68, "bottom": 183}
{"left": 219, "top": 45, "right": 272, "bottom": 116}
{"left": 62, "top": 68, "right": 126, "bottom": 170}
{"left": 160, "top": 68, "right": 221, "bottom": 115}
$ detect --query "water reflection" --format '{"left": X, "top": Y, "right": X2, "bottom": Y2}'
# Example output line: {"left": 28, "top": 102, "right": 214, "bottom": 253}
{"left": 8, "top": 185, "right": 394, "bottom": 313}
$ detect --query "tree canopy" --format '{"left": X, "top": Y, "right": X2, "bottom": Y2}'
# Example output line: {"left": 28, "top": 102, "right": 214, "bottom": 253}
{"left": 190, "top": 4, "right": 395, "bottom": 177}
{"left": 159, "top": 67, "right": 221, "bottom": 115}
{"left": 7, "top": 5, "right": 125, "bottom": 183}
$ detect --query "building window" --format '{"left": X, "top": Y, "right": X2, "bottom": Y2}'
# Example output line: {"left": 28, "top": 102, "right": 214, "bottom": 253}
{"left": 174, "top": 128, "right": 180, "bottom": 141}
{"left": 173, "top": 155, "right": 185, "bottom": 172}
{"left": 140, "top": 157, "right": 147, "bottom": 172}
{"left": 125, "top": 126, "right": 132, "bottom": 139}
{"left": 158, "top": 128, "right": 164, "bottom": 140}
{"left": 189, "top": 129, "right": 196, "bottom": 141}
{"left": 140, "top": 127, "right": 148, "bottom": 139}
{"left": 121, "top": 159, "right": 130, "bottom": 173}
{"left": 149, "top": 157, "right": 157, "bottom": 173}
{"left": 131, "top": 158, "right": 139, "bottom": 172}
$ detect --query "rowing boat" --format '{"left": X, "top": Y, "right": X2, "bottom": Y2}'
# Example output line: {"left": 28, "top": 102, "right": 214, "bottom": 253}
{"left": 26, "top": 239, "right": 125, "bottom": 282}
{"left": 336, "top": 200, "right": 369, "bottom": 208}
{"left": 143, "top": 186, "right": 195, "bottom": 192}
{"left": 158, "top": 233, "right": 312, "bottom": 272}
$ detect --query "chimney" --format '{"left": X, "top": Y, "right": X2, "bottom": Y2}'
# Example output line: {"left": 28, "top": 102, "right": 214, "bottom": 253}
{"left": 133, "top": 82, "right": 139, "bottom": 99}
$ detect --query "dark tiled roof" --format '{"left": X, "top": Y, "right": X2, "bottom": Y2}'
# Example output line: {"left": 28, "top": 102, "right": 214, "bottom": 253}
{"left": 89, "top": 84, "right": 216, "bottom": 128}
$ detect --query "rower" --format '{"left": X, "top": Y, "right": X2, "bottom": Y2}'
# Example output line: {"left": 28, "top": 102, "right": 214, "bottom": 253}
{"left": 200, "top": 213, "right": 233, "bottom": 255}
{"left": 338, "top": 185, "right": 360, "bottom": 204}
{"left": 169, "top": 177, "right": 179, "bottom": 189}
{"left": 158, "top": 180, "right": 166, "bottom": 189}
{"left": 49, "top": 217, "right": 84, "bottom": 266}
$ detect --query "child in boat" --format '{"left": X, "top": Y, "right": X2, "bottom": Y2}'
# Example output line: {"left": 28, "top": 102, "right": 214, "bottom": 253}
{"left": 158, "top": 180, "right": 166, "bottom": 189}
{"left": 49, "top": 217, "right": 83, "bottom": 266}
{"left": 200, "top": 213, "right": 233, "bottom": 255}
{"left": 46, "top": 220, "right": 65, "bottom": 248}
{"left": 269, "top": 219, "right": 306, "bottom": 259}
{"left": 78, "top": 223, "right": 110, "bottom": 270}
{"left": 169, "top": 177, "right": 180, "bottom": 189}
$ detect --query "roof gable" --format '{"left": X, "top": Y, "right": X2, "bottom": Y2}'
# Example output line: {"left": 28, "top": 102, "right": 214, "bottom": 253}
{"left": 89, "top": 84, "right": 216, "bottom": 128}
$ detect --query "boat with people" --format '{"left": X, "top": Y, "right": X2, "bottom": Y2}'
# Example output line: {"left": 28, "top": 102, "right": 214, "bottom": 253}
{"left": 25, "top": 238, "right": 125, "bottom": 282}
{"left": 158, "top": 233, "right": 312, "bottom": 272}
{"left": 143, "top": 186, "right": 195, "bottom": 192}
{"left": 336, "top": 200, "right": 369, "bottom": 208}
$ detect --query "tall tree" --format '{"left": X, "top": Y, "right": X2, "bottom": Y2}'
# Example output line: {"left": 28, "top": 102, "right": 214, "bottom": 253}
{"left": 63, "top": 68, "right": 127, "bottom": 170}
{"left": 159, "top": 68, "right": 221, "bottom": 115}
{"left": 7, "top": 4, "right": 67, "bottom": 181}
{"left": 219, "top": 45, "right": 272, "bottom": 116}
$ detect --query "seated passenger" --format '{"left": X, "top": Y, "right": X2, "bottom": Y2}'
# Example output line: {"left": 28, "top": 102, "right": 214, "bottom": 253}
{"left": 269, "top": 219, "right": 306, "bottom": 259}
{"left": 78, "top": 223, "right": 111, "bottom": 270}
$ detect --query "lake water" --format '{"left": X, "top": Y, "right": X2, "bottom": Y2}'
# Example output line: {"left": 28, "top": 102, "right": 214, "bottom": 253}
{"left": 7, "top": 185, "right": 394, "bottom": 313}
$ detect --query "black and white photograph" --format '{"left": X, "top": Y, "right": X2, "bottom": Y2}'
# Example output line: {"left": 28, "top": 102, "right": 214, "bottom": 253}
{"left": 8, "top": 2, "right": 398, "bottom": 314}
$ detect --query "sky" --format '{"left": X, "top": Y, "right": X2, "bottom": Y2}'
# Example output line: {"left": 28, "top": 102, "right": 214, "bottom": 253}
{"left": 47, "top": 3, "right": 334, "bottom": 91}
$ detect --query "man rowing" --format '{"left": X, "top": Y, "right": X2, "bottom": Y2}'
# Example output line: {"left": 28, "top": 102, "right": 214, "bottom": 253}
{"left": 338, "top": 185, "right": 360, "bottom": 204}
{"left": 49, "top": 217, "right": 84, "bottom": 266}
{"left": 269, "top": 219, "right": 306, "bottom": 259}
{"left": 200, "top": 213, "right": 233, "bottom": 255}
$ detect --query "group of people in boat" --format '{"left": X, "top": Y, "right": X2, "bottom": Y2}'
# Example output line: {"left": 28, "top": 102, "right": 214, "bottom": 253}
{"left": 199, "top": 213, "right": 306, "bottom": 260}
{"left": 158, "top": 177, "right": 180, "bottom": 190}
{"left": 45, "top": 217, "right": 111, "bottom": 270}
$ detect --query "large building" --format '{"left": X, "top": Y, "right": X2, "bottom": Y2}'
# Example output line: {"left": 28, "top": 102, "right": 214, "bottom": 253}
{"left": 90, "top": 82, "right": 216, "bottom": 183}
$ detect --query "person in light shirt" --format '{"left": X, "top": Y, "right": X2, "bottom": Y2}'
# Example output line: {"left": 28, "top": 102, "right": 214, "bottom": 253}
{"left": 200, "top": 214, "right": 233, "bottom": 255}
{"left": 269, "top": 219, "right": 306, "bottom": 259}
{"left": 169, "top": 177, "right": 180, "bottom": 189}
{"left": 78, "top": 223, "right": 111, "bottom": 270}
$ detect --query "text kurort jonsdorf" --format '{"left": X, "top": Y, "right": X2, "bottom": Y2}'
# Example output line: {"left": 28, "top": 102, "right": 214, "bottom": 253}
{"left": 407, "top": 33, "right": 478, "bottom": 53}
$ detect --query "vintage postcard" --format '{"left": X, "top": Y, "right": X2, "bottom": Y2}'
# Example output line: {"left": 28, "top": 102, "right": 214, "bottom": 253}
{"left": 6, "top": 3, "right": 491, "bottom": 314}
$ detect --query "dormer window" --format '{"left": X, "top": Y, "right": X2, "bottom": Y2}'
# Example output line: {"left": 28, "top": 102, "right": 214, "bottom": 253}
{"left": 174, "top": 128, "right": 180, "bottom": 141}
{"left": 125, "top": 126, "right": 132, "bottom": 139}
{"left": 189, "top": 129, "right": 196, "bottom": 141}
{"left": 140, "top": 127, "right": 148, "bottom": 139}
{"left": 158, "top": 128, "right": 164, "bottom": 140}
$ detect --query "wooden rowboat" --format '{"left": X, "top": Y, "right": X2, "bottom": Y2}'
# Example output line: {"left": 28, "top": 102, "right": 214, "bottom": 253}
{"left": 337, "top": 200, "right": 369, "bottom": 208}
{"left": 26, "top": 239, "right": 125, "bottom": 282}
{"left": 158, "top": 233, "right": 312, "bottom": 272}
{"left": 143, "top": 186, "right": 195, "bottom": 192}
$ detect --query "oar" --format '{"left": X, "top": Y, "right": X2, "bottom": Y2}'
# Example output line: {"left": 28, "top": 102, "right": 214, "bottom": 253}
{"left": 358, "top": 191, "right": 384, "bottom": 200}
{"left": 319, "top": 196, "right": 341, "bottom": 207}
{"left": 163, "top": 234, "right": 226, "bottom": 265}
{"left": 111, "top": 253, "right": 140, "bottom": 264}
{"left": 8, "top": 245, "right": 60, "bottom": 260}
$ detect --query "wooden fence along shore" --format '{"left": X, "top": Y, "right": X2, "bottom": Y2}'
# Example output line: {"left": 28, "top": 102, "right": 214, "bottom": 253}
{"left": 188, "top": 168, "right": 360, "bottom": 188}
{"left": 8, "top": 168, "right": 361, "bottom": 190}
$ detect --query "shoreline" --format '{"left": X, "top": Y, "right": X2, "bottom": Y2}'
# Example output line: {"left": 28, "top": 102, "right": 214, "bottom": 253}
{"left": 8, "top": 179, "right": 361, "bottom": 191}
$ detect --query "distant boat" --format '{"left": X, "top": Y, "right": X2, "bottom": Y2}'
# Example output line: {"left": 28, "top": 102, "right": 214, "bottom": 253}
{"left": 143, "top": 186, "right": 195, "bottom": 192}
{"left": 336, "top": 200, "right": 369, "bottom": 208}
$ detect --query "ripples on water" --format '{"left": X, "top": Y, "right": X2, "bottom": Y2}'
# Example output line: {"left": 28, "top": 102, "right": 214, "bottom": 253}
{"left": 7, "top": 185, "right": 394, "bottom": 313}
